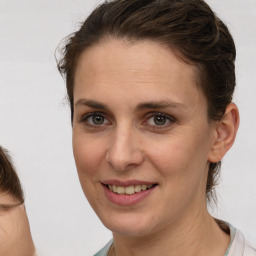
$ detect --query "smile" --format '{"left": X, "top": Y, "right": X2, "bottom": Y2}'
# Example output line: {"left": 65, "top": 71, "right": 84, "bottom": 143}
{"left": 108, "top": 184, "right": 154, "bottom": 195}
{"left": 102, "top": 180, "right": 158, "bottom": 206}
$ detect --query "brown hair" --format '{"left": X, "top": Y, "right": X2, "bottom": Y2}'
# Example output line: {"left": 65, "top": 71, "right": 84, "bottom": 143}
{"left": 56, "top": 0, "right": 236, "bottom": 202}
{"left": 0, "top": 146, "right": 24, "bottom": 204}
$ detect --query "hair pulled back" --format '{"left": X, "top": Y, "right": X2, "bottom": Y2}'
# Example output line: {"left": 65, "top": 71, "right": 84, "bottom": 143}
{"left": 57, "top": 0, "right": 236, "bottom": 202}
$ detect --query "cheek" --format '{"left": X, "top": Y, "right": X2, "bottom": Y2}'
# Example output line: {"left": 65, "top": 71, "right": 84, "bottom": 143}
{"left": 0, "top": 209, "right": 34, "bottom": 256}
{"left": 72, "top": 132, "right": 111, "bottom": 213}
{"left": 73, "top": 132, "right": 106, "bottom": 177}
{"left": 146, "top": 134, "right": 210, "bottom": 217}
{"left": 0, "top": 211, "right": 24, "bottom": 247}
{"left": 0, "top": 218, "right": 12, "bottom": 246}
{"left": 72, "top": 131, "right": 111, "bottom": 208}
{"left": 147, "top": 129, "right": 211, "bottom": 182}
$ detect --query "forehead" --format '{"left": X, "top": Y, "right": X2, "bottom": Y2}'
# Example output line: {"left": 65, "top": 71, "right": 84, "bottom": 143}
{"left": 76, "top": 38, "right": 198, "bottom": 81}
{"left": 74, "top": 38, "right": 205, "bottom": 109}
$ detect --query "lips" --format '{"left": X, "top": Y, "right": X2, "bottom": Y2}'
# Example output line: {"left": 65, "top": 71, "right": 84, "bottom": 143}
{"left": 102, "top": 180, "right": 157, "bottom": 206}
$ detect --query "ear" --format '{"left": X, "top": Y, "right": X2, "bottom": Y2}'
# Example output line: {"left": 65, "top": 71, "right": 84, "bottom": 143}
{"left": 208, "top": 103, "right": 239, "bottom": 163}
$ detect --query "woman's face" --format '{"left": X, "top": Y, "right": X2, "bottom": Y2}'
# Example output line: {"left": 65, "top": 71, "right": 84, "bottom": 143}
{"left": 72, "top": 39, "right": 217, "bottom": 237}
{"left": 0, "top": 194, "right": 35, "bottom": 256}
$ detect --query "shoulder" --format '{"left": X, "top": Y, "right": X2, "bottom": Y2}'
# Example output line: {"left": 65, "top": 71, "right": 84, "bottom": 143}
{"left": 93, "top": 240, "right": 113, "bottom": 256}
{"left": 227, "top": 224, "right": 256, "bottom": 256}
{"left": 244, "top": 242, "right": 256, "bottom": 256}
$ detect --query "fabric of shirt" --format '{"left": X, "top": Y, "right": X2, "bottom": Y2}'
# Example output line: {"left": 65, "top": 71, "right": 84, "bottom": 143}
{"left": 93, "top": 224, "right": 256, "bottom": 256}
{"left": 225, "top": 224, "right": 256, "bottom": 256}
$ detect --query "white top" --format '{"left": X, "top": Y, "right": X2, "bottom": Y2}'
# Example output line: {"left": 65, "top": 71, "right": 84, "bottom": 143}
{"left": 94, "top": 224, "right": 256, "bottom": 256}
{"left": 225, "top": 224, "right": 256, "bottom": 256}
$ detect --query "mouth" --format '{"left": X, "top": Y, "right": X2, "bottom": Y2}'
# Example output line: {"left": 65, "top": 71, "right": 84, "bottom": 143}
{"left": 102, "top": 181, "right": 158, "bottom": 206}
{"left": 106, "top": 184, "right": 156, "bottom": 195}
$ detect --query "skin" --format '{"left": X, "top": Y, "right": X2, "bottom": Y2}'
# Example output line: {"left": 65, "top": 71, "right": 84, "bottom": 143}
{"left": 72, "top": 38, "right": 239, "bottom": 256}
{"left": 0, "top": 194, "right": 35, "bottom": 256}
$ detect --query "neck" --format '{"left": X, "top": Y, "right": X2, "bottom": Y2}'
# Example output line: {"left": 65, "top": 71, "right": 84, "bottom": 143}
{"left": 111, "top": 207, "right": 230, "bottom": 256}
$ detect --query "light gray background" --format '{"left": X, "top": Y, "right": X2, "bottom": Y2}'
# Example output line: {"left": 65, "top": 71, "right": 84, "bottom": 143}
{"left": 0, "top": 0, "right": 255, "bottom": 255}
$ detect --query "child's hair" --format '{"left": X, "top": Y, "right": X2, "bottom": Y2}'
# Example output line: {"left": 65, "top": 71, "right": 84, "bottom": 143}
{"left": 0, "top": 146, "right": 24, "bottom": 204}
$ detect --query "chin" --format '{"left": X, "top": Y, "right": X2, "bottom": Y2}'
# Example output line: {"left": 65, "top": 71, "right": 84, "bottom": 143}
{"left": 99, "top": 210, "right": 158, "bottom": 237}
{"left": 108, "top": 223, "right": 153, "bottom": 237}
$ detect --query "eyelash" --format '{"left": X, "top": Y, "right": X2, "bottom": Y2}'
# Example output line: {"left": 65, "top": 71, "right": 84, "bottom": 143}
{"left": 144, "top": 112, "right": 175, "bottom": 129}
{"left": 80, "top": 112, "right": 110, "bottom": 127}
{"left": 80, "top": 111, "right": 175, "bottom": 129}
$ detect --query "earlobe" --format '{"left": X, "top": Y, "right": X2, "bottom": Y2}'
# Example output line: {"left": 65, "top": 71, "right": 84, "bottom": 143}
{"left": 208, "top": 103, "right": 239, "bottom": 163}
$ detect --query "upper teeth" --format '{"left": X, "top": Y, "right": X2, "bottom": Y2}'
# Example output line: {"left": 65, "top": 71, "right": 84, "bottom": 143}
{"left": 108, "top": 184, "right": 153, "bottom": 195}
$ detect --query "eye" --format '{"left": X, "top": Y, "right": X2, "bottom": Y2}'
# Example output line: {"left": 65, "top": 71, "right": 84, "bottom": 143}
{"left": 82, "top": 112, "right": 110, "bottom": 126}
{"left": 90, "top": 115, "right": 105, "bottom": 125}
{"left": 146, "top": 112, "right": 175, "bottom": 127}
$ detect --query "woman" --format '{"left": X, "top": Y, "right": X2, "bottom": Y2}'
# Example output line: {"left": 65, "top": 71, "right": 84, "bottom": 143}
{"left": 57, "top": 0, "right": 255, "bottom": 255}
{"left": 0, "top": 146, "right": 36, "bottom": 256}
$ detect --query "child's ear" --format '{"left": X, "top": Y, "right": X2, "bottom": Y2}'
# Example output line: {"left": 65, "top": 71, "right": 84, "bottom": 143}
{"left": 208, "top": 103, "right": 239, "bottom": 163}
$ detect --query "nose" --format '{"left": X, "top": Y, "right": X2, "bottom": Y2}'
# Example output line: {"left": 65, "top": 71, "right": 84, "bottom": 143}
{"left": 106, "top": 126, "right": 144, "bottom": 171}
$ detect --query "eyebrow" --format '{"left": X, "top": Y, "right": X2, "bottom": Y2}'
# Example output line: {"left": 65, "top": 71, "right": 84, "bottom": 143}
{"left": 74, "top": 98, "right": 187, "bottom": 111}
{"left": 0, "top": 202, "right": 23, "bottom": 209}
{"left": 75, "top": 99, "right": 108, "bottom": 109}
{"left": 135, "top": 101, "right": 187, "bottom": 111}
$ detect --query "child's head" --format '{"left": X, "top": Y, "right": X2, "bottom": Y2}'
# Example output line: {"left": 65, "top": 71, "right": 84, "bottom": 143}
{"left": 0, "top": 146, "right": 24, "bottom": 204}
{"left": 0, "top": 146, "right": 35, "bottom": 256}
